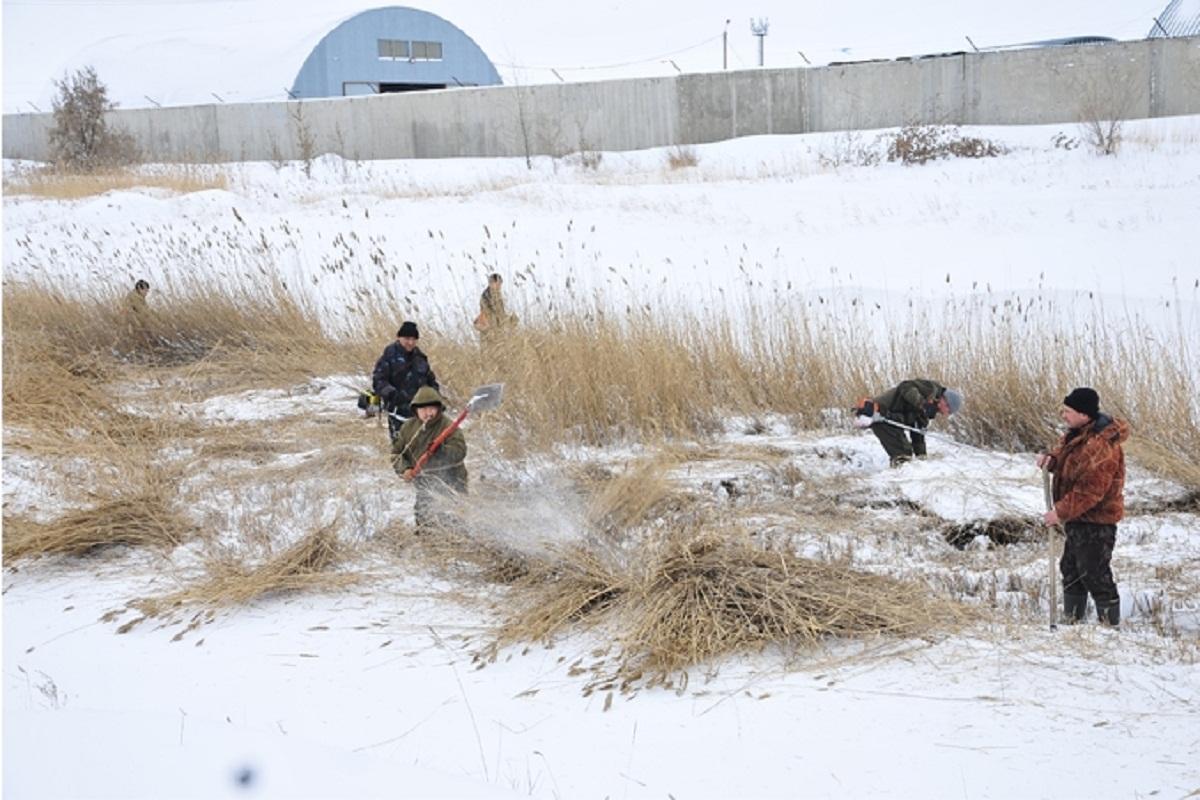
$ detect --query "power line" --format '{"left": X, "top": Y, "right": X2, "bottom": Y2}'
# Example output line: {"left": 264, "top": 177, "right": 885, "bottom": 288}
{"left": 495, "top": 32, "right": 722, "bottom": 73}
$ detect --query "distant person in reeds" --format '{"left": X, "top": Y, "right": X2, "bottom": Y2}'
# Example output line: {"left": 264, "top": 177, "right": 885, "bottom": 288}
{"left": 122, "top": 278, "right": 155, "bottom": 346}
{"left": 1036, "top": 387, "right": 1129, "bottom": 627}
{"left": 473, "top": 273, "right": 518, "bottom": 342}
{"left": 392, "top": 386, "right": 468, "bottom": 534}
{"left": 372, "top": 321, "right": 440, "bottom": 444}
{"left": 855, "top": 379, "right": 963, "bottom": 466}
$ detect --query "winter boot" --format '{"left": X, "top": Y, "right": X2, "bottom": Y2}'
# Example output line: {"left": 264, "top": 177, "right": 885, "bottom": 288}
{"left": 1096, "top": 601, "right": 1120, "bottom": 627}
{"left": 1062, "top": 593, "right": 1088, "bottom": 624}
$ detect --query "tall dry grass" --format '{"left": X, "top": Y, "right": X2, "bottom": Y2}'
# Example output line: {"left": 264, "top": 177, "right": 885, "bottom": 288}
{"left": 7, "top": 272, "right": 1197, "bottom": 489}
{"left": 2, "top": 164, "right": 228, "bottom": 199}
{"left": 375, "top": 288, "right": 1198, "bottom": 489}
{"left": 3, "top": 277, "right": 354, "bottom": 390}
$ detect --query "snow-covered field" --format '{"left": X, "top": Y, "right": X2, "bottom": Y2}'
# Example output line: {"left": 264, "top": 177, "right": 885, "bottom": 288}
{"left": 4, "top": 119, "right": 1200, "bottom": 799}
{"left": 6, "top": 119, "right": 1199, "bottom": 336}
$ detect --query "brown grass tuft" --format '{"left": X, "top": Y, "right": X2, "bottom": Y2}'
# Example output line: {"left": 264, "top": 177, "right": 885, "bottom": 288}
{"left": 489, "top": 520, "right": 976, "bottom": 689}
{"left": 583, "top": 457, "right": 678, "bottom": 535}
{"left": 133, "top": 523, "right": 353, "bottom": 618}
{"left": 615, "top": 530, "right": 973, "bottom": 681}
{"left": 494, "top": 543, "right": 625, "bottom": 645}
{"left": 3, "top": 488, "right": 190, "bottom": 561}
{"left": 3, "top": 165, "right": 228, "bottom": 199}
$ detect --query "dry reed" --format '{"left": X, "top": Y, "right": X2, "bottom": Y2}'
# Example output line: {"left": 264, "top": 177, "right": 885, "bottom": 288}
{"left": 487, "top": 526, "right": 976, "bottom": 689}
{"left": 132, "top": 523, "right": 353, "bottom": 618}
{"left": 3, "top": 488, "right": 190, "bottom": 561}
{"left": 2, "top": 165, "right": 228, "bottom": 199}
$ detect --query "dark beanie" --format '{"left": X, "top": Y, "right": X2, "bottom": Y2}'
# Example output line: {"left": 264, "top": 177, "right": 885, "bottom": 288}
{"left": 1063, "top": 387, "right": 1100, "bottom": 418}
{"left": 396, "top": 321, "right": 419, "bottom": 339}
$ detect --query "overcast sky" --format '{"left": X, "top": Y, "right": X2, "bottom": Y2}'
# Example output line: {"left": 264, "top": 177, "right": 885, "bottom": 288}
{"left": 1, "top": 0, "right": 1167, "bottom": 112}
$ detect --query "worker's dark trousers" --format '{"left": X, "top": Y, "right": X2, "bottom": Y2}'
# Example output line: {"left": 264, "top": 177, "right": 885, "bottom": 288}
{"left": 387, "top": 412, "right": 410, "bottom": 444}
{"left": 1060, "top": 521, "right": 1119, "bottom": 621}
{"left": 871, "top": 421, "right": 926, "bottom": 464}
{"left": 413, "top": 476, "right": 466, "bottom": 534}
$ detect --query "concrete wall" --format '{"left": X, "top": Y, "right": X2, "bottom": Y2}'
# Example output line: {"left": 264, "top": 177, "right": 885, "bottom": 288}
{"left": 5, "top": 36, "right": 1198, "bottom": 163}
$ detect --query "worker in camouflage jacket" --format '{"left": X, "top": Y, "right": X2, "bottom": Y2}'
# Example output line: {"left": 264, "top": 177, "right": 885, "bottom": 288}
{"left": 858, "top": 379, "right": 964, "bottom": 465}
{"left": 122, "top": 278, "right": 154, "bottom": 345}
{"left": 1037, "top": 387, "right": 1130, "bottom": 626}
{"left": 372, "top": 320, "right": 439, "bottom": 443}
{"left": 392, "top": 386, "right": 468, "bottom": 533}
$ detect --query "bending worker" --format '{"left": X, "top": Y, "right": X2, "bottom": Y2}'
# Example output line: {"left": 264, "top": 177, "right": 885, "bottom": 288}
{"left": 856, "top": 379, "right": 964, "bottom": 466}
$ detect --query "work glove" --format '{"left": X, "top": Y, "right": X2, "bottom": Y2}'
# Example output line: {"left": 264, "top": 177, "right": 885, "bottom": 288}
{"left": 922, "top": 401, "right": 939, "bottom": 420}
{"left": 853, "top": 414, "right": 881, "bottom": 429}
{"left": 854, "top": 399, "right": 877, "bottom": 417}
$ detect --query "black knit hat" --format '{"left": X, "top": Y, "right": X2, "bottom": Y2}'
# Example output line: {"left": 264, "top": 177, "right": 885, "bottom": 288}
{"left": 1063, "top": 387, "right": 1100, "bottom": 418}
{"left": 396, "top": 321, "right": 419, "bottom": 339}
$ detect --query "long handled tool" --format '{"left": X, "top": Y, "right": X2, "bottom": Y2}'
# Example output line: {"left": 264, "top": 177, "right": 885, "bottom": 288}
{"left": 410, "top": 383, "right": 504, "bottom": 478}
{"left": 1042, "top": 465, "right": 1059, "bottom": 631}
{"left": 858, "top": 414, "right": 968, "bottom": 447}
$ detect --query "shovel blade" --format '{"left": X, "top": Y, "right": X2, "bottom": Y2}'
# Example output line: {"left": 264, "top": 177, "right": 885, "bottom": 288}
{"left": 467, "top": 383, "right": 504, "bottom": 413}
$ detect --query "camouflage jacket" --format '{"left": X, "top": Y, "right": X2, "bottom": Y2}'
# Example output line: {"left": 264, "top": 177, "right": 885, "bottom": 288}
{"left": 873, "top": 379, "right": 948, "bottom": 427}
{"left": 371, "top": 343, "right": 438, "bottom": 418}
{"left": 391, "top": 411, "right": 467, "bottom": 493}
{"left": 1046, "top": 414, "right": 1130, "bottom": 524}
{"left": 478, "top": 286, "right": 516, "bottom": 330}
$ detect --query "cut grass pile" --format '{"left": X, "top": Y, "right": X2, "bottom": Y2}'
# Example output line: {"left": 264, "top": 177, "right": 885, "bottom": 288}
{"left": 3, "top": 488, "right": 190, "bottom": 561}
{"left": 480, "top": 521, "right": 976, "bottom": 689}
{"left": 129, "top": 524, "right": 353, "bottom": 621}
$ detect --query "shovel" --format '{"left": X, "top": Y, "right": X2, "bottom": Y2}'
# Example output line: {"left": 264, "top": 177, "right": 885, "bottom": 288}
{"left": 1042, "top": 465, "right": 1059, "bottom": 631}
{"left": 410, "top": 383, "right": 504, "bottom": 478}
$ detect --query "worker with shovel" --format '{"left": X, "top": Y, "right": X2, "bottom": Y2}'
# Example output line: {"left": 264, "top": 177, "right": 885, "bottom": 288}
{"left": 393, "top": 387, "right": 468, "bottom": 534}
{"left": 391, "top": 383, "right": 503, "bottom": 534}
{"left": 854, "top": 379, "right": 964, "bottom": 466}
{"left": 1036, "top": 387, "right": 1129, "bottom": 626}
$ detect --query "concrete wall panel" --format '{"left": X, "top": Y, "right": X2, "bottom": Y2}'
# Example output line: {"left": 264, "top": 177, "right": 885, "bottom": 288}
{"left": 4, "top": 36, "right": 1197, "bottom": 163}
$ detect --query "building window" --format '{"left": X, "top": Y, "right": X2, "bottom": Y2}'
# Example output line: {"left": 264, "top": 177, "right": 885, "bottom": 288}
{"left": 377, "top": 39, "right": 409, "bottom": 60}
{"left": 411, "top": 40, "right": 443, "bottom": 61}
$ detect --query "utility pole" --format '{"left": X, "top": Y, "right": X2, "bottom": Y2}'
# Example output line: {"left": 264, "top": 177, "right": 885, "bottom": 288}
{"left": 723, "top": 19, "right": 730, "bottom": 69}
{"left": 750, "top": 18, "right": 769, "bottom": 67}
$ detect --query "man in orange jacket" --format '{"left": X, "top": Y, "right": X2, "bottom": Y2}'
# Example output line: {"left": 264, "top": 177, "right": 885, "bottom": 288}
{"left": 1036, "top": 387, "right": 1130, "bottom": 626}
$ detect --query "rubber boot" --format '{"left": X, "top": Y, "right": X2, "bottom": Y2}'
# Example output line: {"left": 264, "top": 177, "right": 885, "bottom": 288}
{"left": 1096, "top": 601, "right": 1120, "bottom": 627}
{"left": 1062, "top": 593, "right": 1088, "bottom": 624}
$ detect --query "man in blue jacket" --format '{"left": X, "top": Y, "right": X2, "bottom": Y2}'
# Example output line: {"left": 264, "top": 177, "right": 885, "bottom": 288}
{"left": 372, "top": 321, "right": 440, "bottom": 443}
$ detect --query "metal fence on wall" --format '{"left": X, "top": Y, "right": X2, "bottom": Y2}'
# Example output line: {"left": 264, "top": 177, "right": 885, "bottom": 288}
{"left": 4, "top": 36, "right": 1198, "bottom": 163}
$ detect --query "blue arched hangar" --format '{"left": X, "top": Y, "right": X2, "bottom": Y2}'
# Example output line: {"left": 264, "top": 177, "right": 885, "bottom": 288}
{"left": 291, "top": 6, "right": 502, "bottom": 98}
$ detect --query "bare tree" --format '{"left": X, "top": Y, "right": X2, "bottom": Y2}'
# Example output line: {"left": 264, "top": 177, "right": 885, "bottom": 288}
{"left": 512, "top": 83, "right": 535, "bottom": 170}
{"left": 1075, "top": 62, "right": 1141, "bottom": 156}
{"left": 48, "top": 66, "right": 138, "bottom": 171}
{"left": 288, "top": 101, "right": 317, "bottom": 178}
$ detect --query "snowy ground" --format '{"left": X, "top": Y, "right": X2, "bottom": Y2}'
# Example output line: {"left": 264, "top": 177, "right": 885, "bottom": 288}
{"left": 5, "top": 120, "right": 1200, "bottom": 798}
{"left": 5, "top": 118, "right": 1200, "bottom": 341}
{"left": 4, "top": 380, "right": 1199, "bottom": 799}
